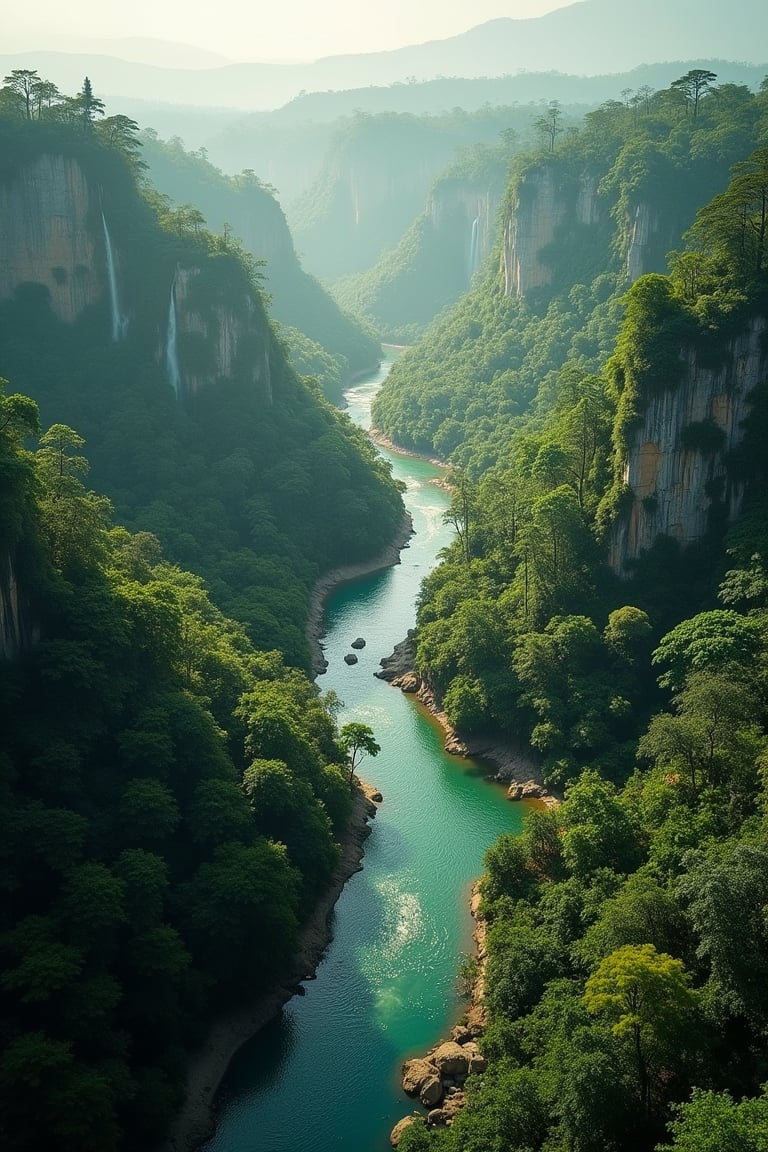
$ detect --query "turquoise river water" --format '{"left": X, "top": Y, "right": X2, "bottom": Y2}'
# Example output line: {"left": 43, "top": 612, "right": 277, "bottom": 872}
{"left": 205, "top": 353, "right": 526, "bottom": 1152}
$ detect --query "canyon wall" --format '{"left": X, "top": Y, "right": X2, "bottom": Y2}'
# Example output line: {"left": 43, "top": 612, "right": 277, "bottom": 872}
{"left": 610, "top": 317, "right": 767, "bottom": 573}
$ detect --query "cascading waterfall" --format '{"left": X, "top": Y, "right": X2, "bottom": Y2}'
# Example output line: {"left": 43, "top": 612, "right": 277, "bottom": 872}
{"left": 101, "top": 212, "right": 127, "bottom": 340}
{"left": 468, "top": 216, "right": 480, "bottom": 280}
{"left": 166, "top": 279, "right": 182, "bottom": 398}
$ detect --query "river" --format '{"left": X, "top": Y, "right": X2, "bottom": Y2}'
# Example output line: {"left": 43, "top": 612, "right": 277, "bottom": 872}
{"left": 204, "top": 352, "right": 526, "bottom": 1152}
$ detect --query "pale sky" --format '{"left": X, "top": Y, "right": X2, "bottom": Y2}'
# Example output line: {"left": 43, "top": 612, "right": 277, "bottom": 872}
{"left": 6, "top": 1, "right": 574, "bottom": 62}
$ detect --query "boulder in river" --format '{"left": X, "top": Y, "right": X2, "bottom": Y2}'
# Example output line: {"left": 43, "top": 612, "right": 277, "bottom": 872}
{"left": 390, "top": 1116, "right": 421, "bottom": 1146}
{"left": 351, "top": 637, "right": 366, "bottom": 649}
{"left": 419, "top": 1074, "right": 443, "bottom": 1108}
{"left": 344, "top": 653, "right": 359, "bottom": 665}
{"left": 402, "top": 1058, "right": 437, "bottom": 1096}
{"left": 432, "top": 1042, "right": 470, "bottom": 1079}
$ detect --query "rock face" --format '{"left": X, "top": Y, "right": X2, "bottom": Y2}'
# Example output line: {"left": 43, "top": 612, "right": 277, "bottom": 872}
{"left": 610, "top": 317, "right": 767, "bottom": 574}
{"left": 0, "top": 150, "right": 277, "bottom": 405}
{"left": 501, "top": 166, "right": 602, "bottom": 298}
{"left": 0, "top": 154, "right": 103, "bottom": 323}
{"left": 171, "top": 266, "right": 273, "bottom": 401}
{"left": 376, "top": 630, "right": 417, "bottom": 682}
{"left": 428, "top": 181, "right": 502, "bottom": 285}
{"left": 624, "top": 202, "right": 677, "bottom": 284}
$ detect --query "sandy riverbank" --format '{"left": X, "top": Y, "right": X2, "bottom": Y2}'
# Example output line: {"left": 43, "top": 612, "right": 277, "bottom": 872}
{"left": 306, "top": 511, "right": 414, "bottom": 676}
{"left": 163, "top": 780, "right": 381, "bottom": 1152}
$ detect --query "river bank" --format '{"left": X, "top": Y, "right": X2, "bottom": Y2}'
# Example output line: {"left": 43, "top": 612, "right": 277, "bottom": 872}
{"left": 306, "top": 511, "right": 414, "bottom": 675}
{"left": 163, "top": 780, "right": 381, "bottom": 1152}
{"left": 368, "top": 427, "right": 447, "bottom": 470}
{"left": 389, "top": 882, "right": 489, "bottom": 1146}
{"left": 376, "top": 632, "right": 559, "bottom": 807}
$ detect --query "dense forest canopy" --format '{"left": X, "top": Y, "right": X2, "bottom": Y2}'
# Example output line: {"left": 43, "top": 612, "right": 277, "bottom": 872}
{"left": 378, "top": 69, "right": 768, "bottom": 1152}
{"left": 0, "top": 377, "right": 373, "bottom": 1151}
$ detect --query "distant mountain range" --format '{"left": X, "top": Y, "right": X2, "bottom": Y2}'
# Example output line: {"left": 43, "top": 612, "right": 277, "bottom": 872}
{"left": 2, "top": 0, "right": 766, "bottom": 111}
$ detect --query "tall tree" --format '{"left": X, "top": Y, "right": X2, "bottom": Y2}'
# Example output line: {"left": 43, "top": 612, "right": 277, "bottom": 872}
{"left": 670, "top": 70, "right": 717, "bottom": 118}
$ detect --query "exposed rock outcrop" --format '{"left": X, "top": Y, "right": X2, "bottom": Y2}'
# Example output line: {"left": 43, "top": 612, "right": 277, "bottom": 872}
{"left": 0, "top": 154, "right": 103, "bottom": 323}
{"left": 428, "top": 182, "right": 502, "bottom": 284}
{"left": 501, "top": 166, "right": 603, "bottom": 299}
{"left": 171, "top": 266, "right": 273, "bottom": 400}
{"left": 0, "top": 551, "right": 33, "bottom": 660}
{"left": 610, "top": 317, "right": 767, "bottom": 574}
{"left": 624, "top": 202, "right": 677, "bottom": 284}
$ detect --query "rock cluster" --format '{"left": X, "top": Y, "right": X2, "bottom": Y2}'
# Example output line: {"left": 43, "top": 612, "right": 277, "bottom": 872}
{"left": 392, "top": 1039, "right": 487, "bottom": 1142}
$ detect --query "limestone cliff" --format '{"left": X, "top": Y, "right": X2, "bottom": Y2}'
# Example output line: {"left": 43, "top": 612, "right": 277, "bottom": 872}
{"left": 0, "top": 149, "right": 275, "bottom": 402}
{"left": 624, "top": 202, "right": 679, "bottom": 284}
{"left": 171, "top": 267, "right": 273, "bottom": 401}
{"left": 428, "top": 181, "right": 501, "bottom": 285}
{"left": 609, "top": 317, "right": 767, "bottom": 574}
{"left": 501, "top": 167, "right": 602, "bottom": 298}
{"left": 0, "top": 153, "right": 104, "bottom": 322}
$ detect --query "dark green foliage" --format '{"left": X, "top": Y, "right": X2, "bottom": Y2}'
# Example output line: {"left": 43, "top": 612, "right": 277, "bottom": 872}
{"left": 0, "top": 396, "right": 364, "bottom": 1151}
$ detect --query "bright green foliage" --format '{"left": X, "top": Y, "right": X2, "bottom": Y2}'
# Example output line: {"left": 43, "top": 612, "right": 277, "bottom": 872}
{"left": 651, "top": 610, "right": 762, "bottom": 691}
{"left": 584, "top": 944, "right": 699, "bottom": 1114}
{"left": 338, "top": 722, "right": 381, "bottom": 783}
{"left": 560, "top": 770, "right": 640, "bottom": 877}
{"left": 659, "top": 1087, "right": 768, "bottom": 1152}
{"left": 677, "top": 840, "right": 768, "bottom": 1028}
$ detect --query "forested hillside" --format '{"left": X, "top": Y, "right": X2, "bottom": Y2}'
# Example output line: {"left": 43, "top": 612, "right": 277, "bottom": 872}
{"left": 290, "top": 107, "right": 539, "bottom": 282}
{"left": 333, "top": 137, "right": 516, "bottom": 343}
{"left": 0, "top": 381, "right": 364, "bottom": 1151}
{"left": 139, "top": 133, "right": 380, "bottom": 387}
{"left": 0, "top": 73, "right": 404, "bottom": 669}
{"left": 373, "top": 75, "right": 767, "bottom": 469}
{"left": 383, "top": 72, "right": 768, "bottom": 1152}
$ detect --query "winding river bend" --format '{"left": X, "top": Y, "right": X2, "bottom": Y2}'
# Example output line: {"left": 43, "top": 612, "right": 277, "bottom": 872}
{"left": 205, "top": 353, "right": 526, "bottom": 1152}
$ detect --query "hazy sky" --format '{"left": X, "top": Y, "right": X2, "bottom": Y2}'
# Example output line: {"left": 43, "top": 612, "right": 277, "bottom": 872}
{"left": 7, "top": 1, "right": 574, "bottom": 62}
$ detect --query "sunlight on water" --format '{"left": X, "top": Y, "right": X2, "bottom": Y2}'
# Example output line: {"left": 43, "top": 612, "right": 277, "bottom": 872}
{"left": 206, "top": 353, "right": 527, "bottom": 1152}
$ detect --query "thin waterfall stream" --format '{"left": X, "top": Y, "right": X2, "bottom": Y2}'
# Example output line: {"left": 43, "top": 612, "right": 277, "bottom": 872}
{"left": 205, "top": 352, "right": 525, "bottom": 1152}
{"left": 166, "top": 278, "right": 182, "bottom": 397}
{"left": 102, "top": 212, "right": 126, "bottom": 341}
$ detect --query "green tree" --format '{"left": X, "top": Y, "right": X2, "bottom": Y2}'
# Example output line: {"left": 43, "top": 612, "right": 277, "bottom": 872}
{"left": 670, "top": 70, "right": 717, "bottom": 118}
{"left": 2, "top": 69, "right": 39, "bottom": 119}
{"left": 338, "top": 722, "right": 380, "bottom": 784}
{"left": 584, "top": 944, "right": 699, "bottom": 1115}
{"left": 659, "top": 1087, "right": 768, "bottom": 1152}
{"left": 78, "top": 77, "right": 105, "bottom": 131}
{"left": 534, "top": 101, "right": 564, "bottom": 152}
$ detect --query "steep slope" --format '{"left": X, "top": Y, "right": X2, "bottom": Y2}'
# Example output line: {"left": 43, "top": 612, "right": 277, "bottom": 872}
{"left": 333, "top": 142, "right": 513, "bottom": 342}
{"left": 140, "top": 134, "right": 380, "bottom": 379}
{"left": 290, "top": 108, "right": 524, "bottom": 282}
{"left": 0, "top": 114, "right": 404, "bottom": 667}
{"left": 372, "top": 74, "right": 765, "bottom": 467}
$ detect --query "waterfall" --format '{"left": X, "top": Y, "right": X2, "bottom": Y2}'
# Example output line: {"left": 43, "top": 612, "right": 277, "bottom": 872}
{"left": 166, "top": 279, "right": 182, "bottom": 398}
{"left": 101, "top": 212, "right": 126, "bottom": 340}
{"left": 468, "top": 216, "right": 480, "bottom": 279}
